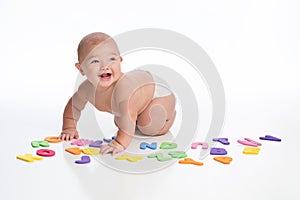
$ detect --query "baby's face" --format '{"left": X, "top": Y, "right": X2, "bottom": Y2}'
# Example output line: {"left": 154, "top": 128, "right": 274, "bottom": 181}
{"left": 80, "top": 40, "right": 123, "bottom": 89}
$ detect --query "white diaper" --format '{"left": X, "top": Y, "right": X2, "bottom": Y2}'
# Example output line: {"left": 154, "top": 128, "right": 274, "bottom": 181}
{"left": 150, "top": 73, "right": 172, "bottom": 99}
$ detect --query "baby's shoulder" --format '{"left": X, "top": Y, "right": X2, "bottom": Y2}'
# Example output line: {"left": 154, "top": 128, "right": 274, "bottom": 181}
{"left": 78, "top": 79, "right": 93, "bottom": 91}
{"left": 113, "top": 70, "right": 154, "bottom": 100}
{"left": 120, "top": 70, "right": 153, "bottom": 83}
{"left": 77, "top": 80, "right": 94, "bottom": 99}
{"left": 127, "top": 70, "right": 151, "bottom": 76}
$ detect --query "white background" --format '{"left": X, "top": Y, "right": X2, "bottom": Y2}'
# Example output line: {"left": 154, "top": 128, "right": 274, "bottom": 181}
{"left": 1, "top": 0, "right": 300, "bottom": 199}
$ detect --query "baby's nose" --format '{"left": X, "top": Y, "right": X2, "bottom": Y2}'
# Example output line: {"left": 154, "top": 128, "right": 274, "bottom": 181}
{"left": 100, "top": 61, "right": 112, "bottom": 70}
{"left": 100, "top": 65, "right": 110, "bottom": 73}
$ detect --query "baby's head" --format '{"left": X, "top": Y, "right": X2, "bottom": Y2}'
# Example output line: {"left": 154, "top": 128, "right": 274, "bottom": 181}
{"left": 77, "top": 32, "right": 120, "bottom": 64}
{"left": 76, "top": 32, "right": 123, "bottom": 88}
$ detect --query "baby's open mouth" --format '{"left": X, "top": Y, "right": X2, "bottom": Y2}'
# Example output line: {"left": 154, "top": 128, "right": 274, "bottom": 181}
{"left": 99, "top": 73, "right": 112, "bottom": 78}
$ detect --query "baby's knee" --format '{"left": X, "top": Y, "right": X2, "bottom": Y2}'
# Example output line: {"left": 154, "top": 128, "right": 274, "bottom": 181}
{"left": 137, "top": 104, "right": 167, "bottom": 136}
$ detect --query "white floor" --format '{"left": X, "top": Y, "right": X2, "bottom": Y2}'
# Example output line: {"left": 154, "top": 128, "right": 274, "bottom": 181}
{"left": 2, "top": 89, "right": 300, "bottom": 200}
{"left": 1, "top": 1, "right": 300, "bottom": 199}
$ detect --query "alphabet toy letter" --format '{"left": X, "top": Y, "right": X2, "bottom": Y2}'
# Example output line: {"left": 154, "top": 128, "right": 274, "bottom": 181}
{"left": 140, "top": 142, "right": 157, "bottom": 150}
{"left": 31, "top": 140, "right": 50, "bottom": 148}
{"left": 213, "top": 138, "right": 230, "bottom": 145}
{"left": 213, "top": 156, "right": 233, "bottom": 164}
{"left": 147, "top": 153, "right": 172, "bottom": 162}
{"left": 82, "top": 147, "right": 100, "bottom": 155}
{"left": 75, "top": 156, "right": 91, "bottom": 164}
{"left": 16, "top": 153, "right": 43, "bottom": 162}
{"left": 44, "top": 136, "right": 61, "bottom": 143}
{"left": 259, "top": 135, "right": 281, "bottom": 142}
{"left": 237, "top": 138, "right": 261, "bottom": 147}
{"left": 71, "top": 139, "right": 93, "bottom": 146}
{"left": 210, "top": 148, "right": 227, "bottom": 155}
{"left": 36, "top": 149, "right": 55, "bottom": 157}
{"left": 89, "top": 140, "right": 103, "bottom": 148}
{"left": 178, "top": 158, "right": 203, "bottom": 166}
{"left": 243, "top": 147, "right": 260, "bottom": 155}
{"left": 191, "top": 142, "right": 208, "bottom": 149}
{"left": 65, "top": 147, "right": 82, "bottom": 155}
{"left": 159, "top": 142, "right": 177, "bottom": 149}
{"left": 168, "top": 151, "right": 187, "bottom": 158}
{"left": 115, "top": 154, "right": 144, "bottom": 162}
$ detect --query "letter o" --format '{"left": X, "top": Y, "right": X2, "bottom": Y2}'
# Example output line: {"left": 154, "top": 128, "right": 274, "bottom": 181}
{"left": 36, "top": 149, "right": 55, "bottom": 157}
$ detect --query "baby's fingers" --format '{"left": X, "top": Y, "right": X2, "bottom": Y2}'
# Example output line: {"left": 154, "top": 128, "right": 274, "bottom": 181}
{"left": 102, "top": 147, "right": 113, "bottom": 155}
{"left": 60, "top": 133, "right": 72, "bottom": 141}
{"left": 60, "top": 129, "right": 78, "bottom": 141}
{"left": 59, "top": 134, "right": 66, "bottom": 140}
{"left": 112, "top": 148, "right": 121, "bottom": 156}
{"left": 100, "top": 145, "right": 113, "bottom": 155}
{"left": 65, "top": 133, "right": 73, "bottom": 141}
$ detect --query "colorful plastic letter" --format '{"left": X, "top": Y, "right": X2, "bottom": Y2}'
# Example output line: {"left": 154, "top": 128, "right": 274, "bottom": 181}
{"left": 65, "top": 147, "right": 82, "bottom": 155}
{"left": 213, "top": 156, "right": 233, "bottom": 164}
{"left": 89, "top": 140, "right": 103, "bottom": 148}
{"left": 140, "top": 142, "right": 157, "bottom": 150}
{"left": 259, "top": 135, "right": 281, "bottom": 142}
{"left": 238, "top": 138, "right": 262, "bottom": 147}
{"left": 178, "top": 158, "right": 203, "bottom": 166}
{"left": 210, "top": 147, "right": 227, "bottom": 155}
{"left": 16, "top": 153, "right": 43, "bottom": 162}
{"left": 191, "top": 142, "right": 208, "bottom": 149}
{"left": 31, "top": 140, "right": 50, "bottom": 148}
{"left": 44, "top": 136, "right": 61, "bottom": 143}
{"left": 75, "top": 156, "right": 91, "bottom": 164}
{"left": 168, "top": 151, "right": 187, "bottom": 158}
{"left": 213, "top": 138, "right": 230, "bottom": 145}
{"left": 71, "top": 139, "right": 93, "bottom": 146}
{"left": 82, "top": 147, "right": 100, "bottom": 155}
{"left": 36, "top": 149, "right": 55, "bottom": 157}
{"left": 243, "top": 147, "right": 260, "bottom": 155}
{"left": 103, "top": 136, "right": 116, "bottom": 143}
{"left": 159, "top": 142, "right": 177, "bottom": 149}
{"left": 147, "top": 153, "right": 172, "bottom": 161}
{"left": 115, "top": 154, "right": 144, "bottom": 162}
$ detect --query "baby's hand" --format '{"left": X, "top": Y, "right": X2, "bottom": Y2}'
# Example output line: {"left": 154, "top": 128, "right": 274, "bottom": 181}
{"left": 59, "top": 128, "right": 79, "bottom": 141}
{"left": 100, "top": 140, "right": 125, "bottom": 155}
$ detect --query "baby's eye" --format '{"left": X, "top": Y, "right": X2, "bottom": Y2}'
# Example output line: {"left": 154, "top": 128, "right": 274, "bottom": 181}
{"left": 109, "top": 56, "right": 117, "bottom": 61}
{"left": 91, "top": 59, "right": 100, "bottom": 64}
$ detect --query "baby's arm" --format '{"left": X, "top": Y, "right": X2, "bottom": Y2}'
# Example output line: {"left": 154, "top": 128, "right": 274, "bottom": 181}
{"left": 100, "top": 129, "right": 131, "bottom": 155}
{"left": 60, "top": 82, "right": 89, "bottom": 141}
{"left": 101, "top": 101, "right": 137, "bottom": 155}
{"left": 100, "top": 71, "right": 153, "bottom": 155}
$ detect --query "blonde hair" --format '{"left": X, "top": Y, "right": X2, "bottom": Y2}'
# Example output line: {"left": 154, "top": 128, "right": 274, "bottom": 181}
{"left": 77, "top": 32, "right": 119, "bottom": 63}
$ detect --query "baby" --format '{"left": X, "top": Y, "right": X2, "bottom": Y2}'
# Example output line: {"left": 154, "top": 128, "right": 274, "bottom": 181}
{"left": 59, "top": 32, "right": 176, "bottom": 155}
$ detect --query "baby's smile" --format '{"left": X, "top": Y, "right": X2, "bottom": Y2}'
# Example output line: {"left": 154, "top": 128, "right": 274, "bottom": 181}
{"left": 99, "top": 72, "right": 112, "bottom": 81}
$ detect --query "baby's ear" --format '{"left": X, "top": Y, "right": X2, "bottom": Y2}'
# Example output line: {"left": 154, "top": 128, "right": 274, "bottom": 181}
{"left": 119, "top": 56, "right": 123, "bottom": 62}
{"left": 75, "top": 63, "right": 85, "bottom": 75}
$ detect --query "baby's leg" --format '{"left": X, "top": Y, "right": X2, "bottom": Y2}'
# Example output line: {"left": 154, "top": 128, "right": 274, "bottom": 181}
{"left": 137, "top": 94, "right": 176, "bottom": 136}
